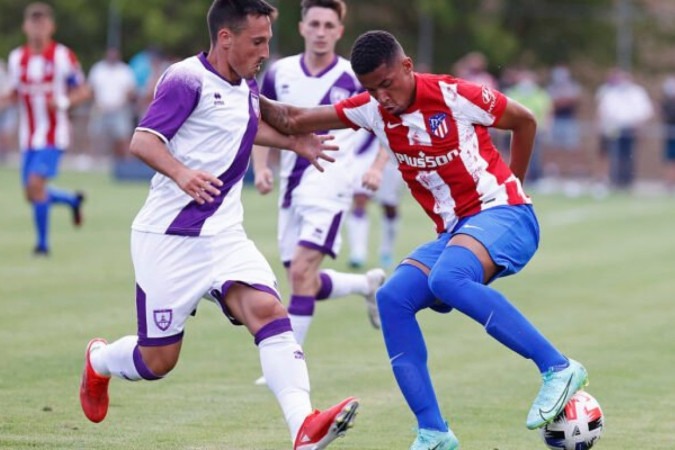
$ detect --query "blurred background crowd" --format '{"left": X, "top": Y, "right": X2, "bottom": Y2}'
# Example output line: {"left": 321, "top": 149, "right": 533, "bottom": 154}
{"left": 2, "top": 0, "right": 675, "bottom": 197}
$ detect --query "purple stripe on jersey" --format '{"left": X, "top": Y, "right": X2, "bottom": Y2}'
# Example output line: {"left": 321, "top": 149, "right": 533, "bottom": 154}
{"left": 298, "top": 240, "right": 337, "bottom": 259}
{"left": 355, "top": 132, "right": 377, "bottom": 155}
{"left": 316, "top": 271, "right": 333, "bottom": 300}
{"left": 260, "top": 63, "right": 277, "bottom": 100}
{"left": 288, "top": 295, "right": 315, "bottom": 317}
{"left": 300, "top": 54, "right": 339, "bottom": 78}
{"left": 166, "top": 89, "right": 260, "bottom": 236}
{"left": 281, "top": 157, "right": 311, "bottom": 209}
{"left": 317, "top": 71, "right": 360, "bottom": 106}
{"left": 138, "top": 65, "right": 201, "bottom": 141}
{"left": 254, "top": 317, "right": 293, "bottom": 345}
{"left": 133, "top": 345, "right": 162, "bottom": 380}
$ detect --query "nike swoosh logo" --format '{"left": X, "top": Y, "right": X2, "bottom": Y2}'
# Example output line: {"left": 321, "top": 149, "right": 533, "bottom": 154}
{"left": 386, "top": 122, "right": 402, "bottom": 129}
{"left": 538, "top": 374, "right": 573, "bottom": 419}
{"left": 430, "top": 443, "right": 443, "bottom": 450}
{"left": 462, "top": 224, "right": 483, "bottom": 231}
{"left": 389, "top": 352, "right": 405, "bottom": 363}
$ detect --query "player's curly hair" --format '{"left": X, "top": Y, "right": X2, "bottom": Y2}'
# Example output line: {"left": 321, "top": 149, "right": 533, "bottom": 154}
{"left": 350, "top": 30, "right": 403, "bottom": 76}
{"left": 301, "top": 0, "right": 346, "bottom": 21}
{"left": 207, "top": 0, "right": 276, "bottom": 43}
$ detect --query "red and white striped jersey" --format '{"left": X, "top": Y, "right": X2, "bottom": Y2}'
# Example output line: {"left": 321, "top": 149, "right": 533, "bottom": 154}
{"left": 335, "top": 73, "right": 531, "bottom": 233}
{"left": 8, "top": 41, "right": 85, "bottom": 150}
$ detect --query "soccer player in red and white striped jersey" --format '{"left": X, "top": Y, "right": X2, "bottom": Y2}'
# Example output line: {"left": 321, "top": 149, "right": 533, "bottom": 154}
{"left": 3, "top": 2, "right": 90, "bottom": 255}
{"left": 260, "top": 30, "right": 589, "bottom": 449}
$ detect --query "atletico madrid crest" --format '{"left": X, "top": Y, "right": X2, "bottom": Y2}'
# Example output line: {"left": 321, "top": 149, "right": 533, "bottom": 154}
{"left": 428, "top": 113, "right": 448, "bottom": 138}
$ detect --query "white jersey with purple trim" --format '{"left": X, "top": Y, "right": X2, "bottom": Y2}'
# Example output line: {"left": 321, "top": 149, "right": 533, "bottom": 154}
{"left": 132, "top": 53, "right": 260, "bottom": 237}
{"left": 261, "top": 54, "right": 369, "bottom": 209}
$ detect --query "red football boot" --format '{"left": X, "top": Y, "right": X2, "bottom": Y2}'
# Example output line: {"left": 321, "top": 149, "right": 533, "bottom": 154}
{"left": 79, "top": 338, "right": 110, "bottom": 423}
{"left": 294, "top": 397, "right": 359, "bottom": 450}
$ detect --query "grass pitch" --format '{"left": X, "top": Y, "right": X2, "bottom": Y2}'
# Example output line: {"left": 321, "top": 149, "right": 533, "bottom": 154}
{"left": 0, "top": 166, "right": 673, "bottom": 449}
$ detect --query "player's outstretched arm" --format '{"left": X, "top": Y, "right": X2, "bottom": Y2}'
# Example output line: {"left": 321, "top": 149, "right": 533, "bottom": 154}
{"left": 493, "top": 98, "right": 537, "bottom": 184}
{"left": 255, "top": 120, "right": 338, "bottom": 172}
{"left": 129, "top": 131, "right": 223, "bottom": 205}
{"left": 260, "top": 95, "right": 347, "bottom": 135}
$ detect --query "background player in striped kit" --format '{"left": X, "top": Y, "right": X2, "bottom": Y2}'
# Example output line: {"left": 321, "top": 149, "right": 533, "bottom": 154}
{"left": 259, "top": 30, "right": 589, "bottom": 450}
{"left": 2, "top": 2, "right": 89, "bottom": 256}
{"left": 79, "top": 2, "right": 358, "bottom": 449}
{"left": 251, "top": 0, "right": 386, "bottom": 386}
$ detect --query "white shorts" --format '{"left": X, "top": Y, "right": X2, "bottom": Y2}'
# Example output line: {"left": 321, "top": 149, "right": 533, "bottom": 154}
{"left": 277, "top": 202, "right": 347, "bottom": 265}
{"left": 131, "top": 229, "right": 279, "bottom": 345}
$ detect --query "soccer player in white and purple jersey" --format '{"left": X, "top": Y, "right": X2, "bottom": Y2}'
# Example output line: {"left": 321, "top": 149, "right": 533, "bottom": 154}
{"left": 251, "top": 0, "right": 385, "bottom": 370}
{"left": 79, "top": 2, "right": 358, "bottom": 449}
{"left": 259, "top": 30, "right": 589, "bottom": 450}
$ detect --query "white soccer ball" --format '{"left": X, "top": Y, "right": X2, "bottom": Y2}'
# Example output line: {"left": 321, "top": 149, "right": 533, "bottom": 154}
{"left": 539, "top": 390, "right": 604, "bottom": 450}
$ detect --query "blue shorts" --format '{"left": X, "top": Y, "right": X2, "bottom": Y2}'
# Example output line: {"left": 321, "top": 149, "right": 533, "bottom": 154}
{"left": 407, "top": 204, "right": 540, "bottom": 282}
{"left": 21, "top": 147, "right": 64, "bottom": 185}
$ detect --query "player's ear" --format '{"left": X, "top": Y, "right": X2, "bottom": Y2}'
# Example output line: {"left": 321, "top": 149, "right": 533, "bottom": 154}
{"left": 402, "top": 57, "right": 414, "bottom": 74}
{"left": 219, "top": 28, "right": 234, "bottom": 50}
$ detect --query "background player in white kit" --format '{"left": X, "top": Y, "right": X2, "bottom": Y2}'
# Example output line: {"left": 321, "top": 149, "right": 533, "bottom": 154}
{"left": 251, "top": 0, "right": 386, "bottom": 381}
{"left": 347, "top": 139, "right": 404, "bottom": 269}
{"left": 79, "top": 2, "right": 358, "bottom": 449}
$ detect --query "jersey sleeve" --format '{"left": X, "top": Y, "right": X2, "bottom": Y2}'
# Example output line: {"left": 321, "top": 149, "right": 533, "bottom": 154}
{"left": 137, "top": 64, "right": 201, "bottom": 142}
{"left": 64, "top": 48, "right": 85, "bottom": 89}
{"left": 335, "top": 92, "right": 374, "bottom": 131}
{"left": 260, "top": 63, "right": 277, "bottom": 100}
{"left": 454, "top": 78, "right": 508, "bottom": 126}
{"left": 7, "top": 48, "right": 21, "bottom": 92}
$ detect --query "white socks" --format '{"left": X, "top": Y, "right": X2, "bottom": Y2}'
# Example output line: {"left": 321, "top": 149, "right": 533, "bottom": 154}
{"left": 259, "top": 331, "right": 312, "bottom": 442}
{"left": 288, "top": 314, "right": 313, "bottom": 347}
{"left": 346, "top": 212, "right": 370, "bottom": 264}
{"left": 380, "top": 216, "right": 399, "bottom": 257}
{"left": 90, "top": 335, "right": 142, "bottom": 381}
{"left": 321, "top": 269, "right": 369, "bottom": 298}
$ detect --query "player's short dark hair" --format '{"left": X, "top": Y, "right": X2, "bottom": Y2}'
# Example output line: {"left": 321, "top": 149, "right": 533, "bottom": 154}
{"left": 350, "top": 30, "right": 403, "bottom": 76}
{"left": 300, "top": 0, "right": 347, "bottom": 22}
{"left": 207, "top": 0, "right": 276, "bottom": 43}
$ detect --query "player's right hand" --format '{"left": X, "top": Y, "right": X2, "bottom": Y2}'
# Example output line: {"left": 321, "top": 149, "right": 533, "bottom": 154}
{"left": 254, "top": 168, "right": 274, "bottom": 195}
{"left": 176, "top": 169, "right": 223, "bottom": 205}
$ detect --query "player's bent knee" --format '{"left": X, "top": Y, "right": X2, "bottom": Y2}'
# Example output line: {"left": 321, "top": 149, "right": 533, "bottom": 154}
{"left": 138, "top": 344, "right": 181, "bottom": 377}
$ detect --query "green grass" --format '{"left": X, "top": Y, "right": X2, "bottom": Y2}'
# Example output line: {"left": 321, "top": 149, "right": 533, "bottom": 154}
{"left": 0, "top": 166, "right": 673, "bottom": 449}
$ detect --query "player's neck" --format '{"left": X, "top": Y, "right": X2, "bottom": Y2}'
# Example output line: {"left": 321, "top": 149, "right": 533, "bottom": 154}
{"left": 207, "top": 50, "right": 242, "bottom": 85}
{"left": 302, "top": 51, "right": 336, "bottom": 76}
{"left": 27, "top": 38, "right": 52, "bottom": 54}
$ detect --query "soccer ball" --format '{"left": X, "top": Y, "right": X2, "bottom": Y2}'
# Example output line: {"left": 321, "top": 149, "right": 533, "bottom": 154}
{"left": 540, "top": 391, "right": 604, "bottom": 450}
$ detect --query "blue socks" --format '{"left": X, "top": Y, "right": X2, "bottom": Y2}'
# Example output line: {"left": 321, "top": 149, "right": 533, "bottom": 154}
{"left": 33, "top": 200, "right": 49, "bottom": 251}
{"left": 428, "top": 245, "right": 567, "bottom": 373}
{"left": 47, "top": 186, "right": 78, "bottom": 207}
{"left": 377, "top": 264, "right": 448, "bottom": 432}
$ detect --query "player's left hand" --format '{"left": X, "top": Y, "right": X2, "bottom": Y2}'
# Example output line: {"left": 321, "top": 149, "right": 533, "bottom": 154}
{"left": 291, "top": 133, "right": 338, "bottom": 172}
{"left": 362, "top": 167, "right": 383, "bottom": 191}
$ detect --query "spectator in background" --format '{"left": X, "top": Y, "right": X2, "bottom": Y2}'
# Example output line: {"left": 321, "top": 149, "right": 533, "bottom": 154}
{"left": 504, "top": 69, "right": 552, "bottom": 184}
{"left": 547, "top": 64, "right": 582, "bottom": 153}
{"left": 661, "top": 76, "right": 675, "bottom": 192}
{"left": 88, "top": 47, "right": 136, "bottom": 161}
{"left": 453, "top": 51, "right": 498, "bottom": 89}
{"left": 595, "top": 68, "right": 653, "bottom": 193}
{"left": 2, "top": 2, "right": 90, "bottom": 256}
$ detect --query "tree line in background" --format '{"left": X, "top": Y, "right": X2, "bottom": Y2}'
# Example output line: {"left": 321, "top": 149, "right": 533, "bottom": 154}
{"left": 0, "top": 0, "right": 674, "bottom": 82}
